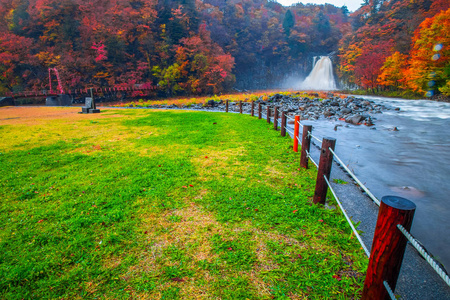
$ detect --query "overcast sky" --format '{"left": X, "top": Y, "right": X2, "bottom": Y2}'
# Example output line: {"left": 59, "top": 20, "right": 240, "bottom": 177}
{"left": 276, "top": 0, "right": 363, "bottom": 12}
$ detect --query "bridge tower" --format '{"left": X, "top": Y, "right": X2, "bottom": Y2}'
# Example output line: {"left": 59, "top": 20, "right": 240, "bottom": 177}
{"left": 46, "top": 68, "right": 71, "bottom": 106}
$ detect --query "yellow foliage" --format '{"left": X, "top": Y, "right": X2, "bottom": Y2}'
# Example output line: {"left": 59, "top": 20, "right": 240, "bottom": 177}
{"left": 94, "top": 72, "right": 109, "bottom": 79}
{"left": 35, "top": 51, "right": 60, "bottom": 67}
{"left": 377, "top": 52, "right": 408, "bottom": 89}
{"left": 405, "top": 8, "right": 450, "bottom": 95}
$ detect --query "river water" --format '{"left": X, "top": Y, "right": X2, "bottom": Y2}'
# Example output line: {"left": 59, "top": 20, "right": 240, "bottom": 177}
{"left": 302, "top": 96, "right": 450, "bottom": 269}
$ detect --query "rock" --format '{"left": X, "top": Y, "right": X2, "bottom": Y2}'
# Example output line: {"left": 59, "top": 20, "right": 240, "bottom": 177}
{"left": 345, "top": 114, "right": 364, "bottom": 125}
{"left": 323, "top": 109, "right": 335, "bottom": 117}
{"left": 364, "top": 117, "right": 374, "bottom": 126}
{"left": 330, "top": 101, "right": 339, "bottom": 106}
{"left": 341, "top": 108, "right": 352, "bottom": 114}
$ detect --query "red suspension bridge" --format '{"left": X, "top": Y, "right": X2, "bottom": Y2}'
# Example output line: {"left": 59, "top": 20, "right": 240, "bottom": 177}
{"left": 2, "top": 68, "right": 156, "bottom": 99}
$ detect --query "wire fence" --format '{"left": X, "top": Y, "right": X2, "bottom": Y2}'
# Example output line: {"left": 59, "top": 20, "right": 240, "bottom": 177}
{"left": 324, "top": 176, "right": 371, "bottom": 257}
{"left": 328, "top": 147, "right": 381, "bottom": 206}
{"left": 383, "top": 281, "right": 397, "bottom": 300}
{"left": 285, "top": 126, "right": 295, "bottom": 136}
{"left": 271, "top": 109, "right": 450, "bottom": 291}
{"left": 397, "top": 224, "right": 450, "bottom": 286}
{"left": 227, "top": 104, "right": 450, "bottom": 293}
{"left": 305, "top": 150, "right": 318, "bottom": 168}
{"left": 308, "top": 131, "right": 322, "bottom": 144}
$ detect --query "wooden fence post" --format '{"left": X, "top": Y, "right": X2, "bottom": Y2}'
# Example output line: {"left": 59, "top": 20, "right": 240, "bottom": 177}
{"left": 251, "top": 101, "right": 255, "bottom": 117}
{"left": 280, "top": 111, "right": 286, "bottom": 137}
{"left": 362, "top": 196, "right": 416, "bottom": 300}
{"left": 258, "top": 103, "right": 262, "bottom": 119}
{"left": 226, "top": 100, "right": 229, "bottom": 113}
{"left": 273, "top": 106, "right": 279, "bottom": 130}
{"left": 313, "top": 138, "right": 336, "bottom": 204}
{"left": 300, "top": 125, "right": 312, "bottom": 168}
{"left": 293, "top": 115, "right": 300, "bottom": 152}
{"left": 239, "top": 101, "right": 243, "bottom": 114}
{"left": 266, "top": 106, "right": 271, "bottom": 123}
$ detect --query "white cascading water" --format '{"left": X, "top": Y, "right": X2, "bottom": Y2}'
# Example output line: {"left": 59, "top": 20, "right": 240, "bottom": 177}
{"left": 301, "top": 56, "right": 336, "bottom": 90}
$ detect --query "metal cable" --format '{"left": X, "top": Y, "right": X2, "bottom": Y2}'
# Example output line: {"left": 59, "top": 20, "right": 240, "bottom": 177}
{"left": 324, "top": 176, "right": 371, "bottom": 258}
{"left": 296, "top": 135, "right": 302, "bottom": 146}
{"left": 397, "top": 224, "right": 450, "bottom": 286}
{"left": 285, "top": 127, "right": 295, "bottom": 136}
{"left": 305, "top": 150, "right": 319, "bottom": 168}
{"left": 296, "top": 120, "right": 304, "bottom": 128}
{"left": 383, "top": 281, "right": 397, "bottom": 300}
{"left": 286, "top": 115, "right": 295, "bottom": 121}
{"left": 308, "top": 131, "right": 322, "bottom": 144}
{"left": 328, "top": 147, "right": 381, "bottom": 206}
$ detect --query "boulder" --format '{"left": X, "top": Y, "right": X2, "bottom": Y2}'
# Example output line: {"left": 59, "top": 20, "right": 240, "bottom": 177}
{"left": 345, "top": 114, "right": 365, "bottom": 125}
{"left": 341, "top": 108, "right": 352, "bottom": 114}
{"left": 323, "top": 109, "right": 335, "bottom": 117}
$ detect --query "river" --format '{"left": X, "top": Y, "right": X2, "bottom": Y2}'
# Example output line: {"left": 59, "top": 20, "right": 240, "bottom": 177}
{"left": 301, "top": 95, "right": 450, "bottom": 270}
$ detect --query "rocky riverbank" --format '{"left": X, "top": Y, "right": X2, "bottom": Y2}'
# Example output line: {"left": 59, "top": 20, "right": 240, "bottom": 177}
{"left": 130, "top": 93, "right": 395, "bottom": 126}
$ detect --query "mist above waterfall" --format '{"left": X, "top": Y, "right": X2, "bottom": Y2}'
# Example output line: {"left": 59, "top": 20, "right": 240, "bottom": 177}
{"left": 300, "top": 56, "right": 337, "bottom": 90}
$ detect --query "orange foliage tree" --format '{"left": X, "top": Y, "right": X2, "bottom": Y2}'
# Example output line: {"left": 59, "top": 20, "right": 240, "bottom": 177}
{"left": 406, "top": 8, "right": 450, "bottom": 96}
{"left": 378, "top": 51, "right": 408, "bottom": 90}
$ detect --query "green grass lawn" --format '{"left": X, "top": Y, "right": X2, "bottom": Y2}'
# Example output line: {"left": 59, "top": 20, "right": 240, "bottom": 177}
{"left": 0, "top": 108, "right": 367, "bottom": 299}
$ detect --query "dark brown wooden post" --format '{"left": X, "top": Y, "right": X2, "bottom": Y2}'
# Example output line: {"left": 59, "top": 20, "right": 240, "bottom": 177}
{"left": 266, "top": 106, "right": 270, "bottom": 123}
{"left": 258, "top": 103, "right": 262, "bottom": 119}
{"left": 300, "top": 125, "right": 312, "bottom": 169}
{"left": 280, "top": 111, "right": 286, "bottom": 137}
{"left": 251, "top": 101, "right": 255, "bottom": 117}
{"left": 362, "top": 196, "right": 416, "bottom": 300}
{"left": 226, "top": 100, "right": 229, "bottom": 113}
{"left": 239, "top": 101, "right": 243, "bottom": 114}
{"left": 273, "top": 106, "right": 279, "bottom": 130}
{"left": 313, "top": 138, "right": 336, "bottom": 204}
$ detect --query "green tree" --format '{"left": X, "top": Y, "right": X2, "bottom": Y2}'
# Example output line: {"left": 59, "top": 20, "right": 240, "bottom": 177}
{"left": 282, "top": 9, "right": 295, "bottom": 36}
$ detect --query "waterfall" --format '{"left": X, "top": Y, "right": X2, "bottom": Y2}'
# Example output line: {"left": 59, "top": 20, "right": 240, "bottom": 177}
{"left": 312, "top": 56, "right": 318, "bottom": 68}
{"left": 301, "top": 56, "right": 336, "bottom": 90}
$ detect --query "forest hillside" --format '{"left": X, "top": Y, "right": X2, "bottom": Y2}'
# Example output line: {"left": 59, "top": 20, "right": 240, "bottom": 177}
{"left": 0, "top": 0, "right": 448, "bottom": 97}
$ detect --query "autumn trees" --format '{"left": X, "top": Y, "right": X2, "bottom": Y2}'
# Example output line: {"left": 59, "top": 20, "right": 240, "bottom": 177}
{"left": 406, "top": 8, "right": 450, "bottom": 96}
{"left": 0, "top": 0, "right": 354, "bottom": 95}
{"left": 0, "top": 0, "right": 448, "bottom": 98}
{"left": 338, "top": 0, "right": 450, "bottom": 97}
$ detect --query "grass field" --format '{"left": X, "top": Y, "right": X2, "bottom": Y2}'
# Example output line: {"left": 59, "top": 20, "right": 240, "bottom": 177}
{"left": 0, "top": 107, "right": 367, "bottom": 299}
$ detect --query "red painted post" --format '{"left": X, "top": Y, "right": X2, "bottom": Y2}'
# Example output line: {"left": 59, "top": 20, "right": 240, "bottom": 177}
{"left": 293, "top": 115, "right": 300, "bottom": 152}
{"left": 239, "top": 101, "right": 243, "bottom": 114}
{"left": 273, "top": 106, "right": 279, "bottom": 130}
{"left": 313, "top": 137, "right": 336, "bottom": 204}
{"left": 281, "top": 111, "right": 286, "bottom": 137}
{"left": 300, "top": 125, "right": 312, "bottom": 169}
{"left": 362, "top": 196, "right": 416, "bottom": 300}
{"left": 251, "top": 101, "right": 255, "bottom": 117}
{"left": 258, "top": 103, "right": 262, "bottom": 119}
{"left": 226, "top": 100, "right": 229, "bottom": 112}
{"left": 266, "top": 106, "right": 270, "bottom": 123}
